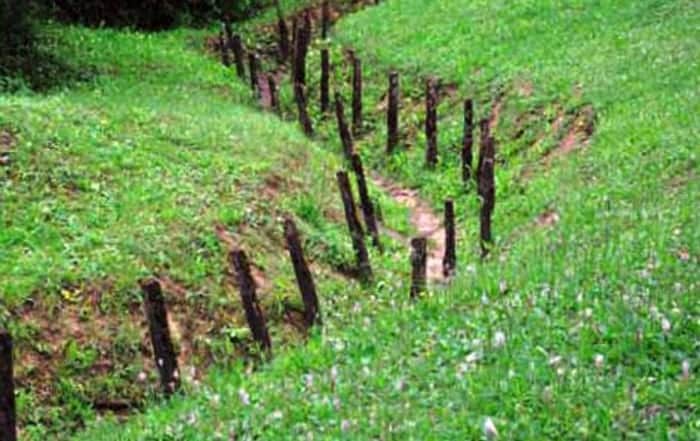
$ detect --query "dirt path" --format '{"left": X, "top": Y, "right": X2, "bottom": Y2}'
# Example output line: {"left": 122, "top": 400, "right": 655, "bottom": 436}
{"left": 371, "top": 174, "right": 446, "bottom": 283}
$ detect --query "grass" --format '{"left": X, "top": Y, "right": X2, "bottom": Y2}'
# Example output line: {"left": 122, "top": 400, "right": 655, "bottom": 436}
{"left": 2, "top": 0, "right": 698, "bottom": 438}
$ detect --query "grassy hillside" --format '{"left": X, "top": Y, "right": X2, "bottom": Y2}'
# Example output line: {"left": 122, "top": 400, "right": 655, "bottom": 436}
{"left": 0, "top": 21, "right": 417, "bottom": 438}
{"left": 72, "top": 0, "right": 698, "bottom": 440}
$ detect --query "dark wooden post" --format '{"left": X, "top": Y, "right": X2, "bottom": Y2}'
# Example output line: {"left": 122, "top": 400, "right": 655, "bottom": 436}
{"left": 248, "top": 51, "right": 259, "bottom": 96}
{"left": 219, "top": 31, "right": 231, "bottom": 67}
{"left": 229, "top": 250, "right": 272, "bottom": 354}
{"left": 350, "top": 153, "right": 382, "bottom": 251}
{"left": 283, "top": 218, "right": 321, "bottom": 328}
{"left": 410, "top": 237, "right": 428, "bottom": 298}
{"left": 425, "top": 77, "right": 439, "bottom": 167}
{"left": 141, "top": 278, "right": 180, "bottom": 396}
{"left": 0, "top": 330, "right": 16, "bottom": 441}
{"left": 268, "top": 74, "right": 279, "bottom": 112}
{"left": 320, "top": 48, "right": 330, "bottom": 114}
{"left": 294, "top": 82, "right": 314, "bottom": 136}
{"left": 387, "top": 71, "right": 400, "bottom": 154}
{"left": 352, "top": 54, "right": 363, "bottom": 136}
{"left": 462, "top": 99, "right": 474, "bottom": 183}
{"left": 336, "top": 171, "right": 372, "bottom": 281}
{"left": 322, "top": 0, "right": 330, "bottom": 39}
{"left": 335, "top": 93, "right": 354, "bottom": 160}
{"left": 231, "top": 34, "right": 246, "bottom": 80}
{"left": 293, "top": 15, "right": 310, "bottom": 87}
{"left": 223, "top": 17, "right": 233, "bottom": 43}
{"left": 443, "top": 199, "right": 456, "bottom": 277}
{"left": 274, "top": 0, "right": 290, "bottom": 61}
{"left": 476, "top": 118, "right": 489, "bottom": 183}
{"left": 478, "top": 136, "right": 496, "bottom": 257}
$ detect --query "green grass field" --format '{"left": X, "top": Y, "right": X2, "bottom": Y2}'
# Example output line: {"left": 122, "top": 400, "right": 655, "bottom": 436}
{"left": 1, "top": 0, "right": 698, "bottom": 439}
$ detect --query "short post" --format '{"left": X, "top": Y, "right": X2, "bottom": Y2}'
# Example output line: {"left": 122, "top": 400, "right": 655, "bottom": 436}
{"left": 231, "top": 34, "right": 246, "bottom": 80}
{"left": 478, "top": 136, "right": 496, "bottom": 257}
{"left": 294, "top": 82, "right": 314, "bottom": 136}
{"left": 229, "top": 250, "right": 273, "bottom": 355}
{"left": 141, "top": 278, "right": 180, "bottom": 396}
{"left": 387, "top": 71, "right": 400, "bottom": 154}
{"left": 410, "top": 237, "right": 428, "bottom": 298}
{"left": 351, "top": 54, "right": 363, "bottom": 136}
{"left": 443, "top": 199, "right": 456, "bottom": 277}
{"left": 425, "top": 77, "right": 439, "bottom": 167}
{"left": 335, "top": 93, "right": 354, "bottom": 160}
{"left": 283, "top": 218, "right": 321, "bottom": 328}
{"left": 0, "top": 330, "right": 16, "bottom": 441}
{"left": 268, "top": 74, "right": 279, "bottom": 112}
{"left": 320, "top": 48, "right": 330, "bottom": 113}
{"left": 274, "top": 0, "right": 290, "bottom": 61}
{"left": 462, "top": 99, "right": 474, "bottom": 183}
{"left": 219, "top": 30, "right": 231, "bottom": 67}
{"left": 336, "top": 171, "right": 372, "bottom": 281}
{"left": 248, "top": 51, "right": 259, "bottom": 96}
{"left": 351, "top": 153, "right": 382, "bottom": 251}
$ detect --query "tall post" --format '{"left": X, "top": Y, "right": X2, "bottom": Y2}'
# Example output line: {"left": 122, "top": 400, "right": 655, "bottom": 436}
{"left": 476, "top": 118, "right": 489, "bottom": 183}
{"left": 462, "top": 99, "right": 474, "bottom": 183}
{"left": 410, "top": 238, "right": 428, "bottom": 298}
{"left": 351, "top": 153, "right": 382, "bottom": 250}
{"left": 443, "top": 199, "right": 456, "bottom": 277}
{"left": 0, "top": 330, "right": 16, "bottom": 441}
{"left": 335, "top": 93, "right": 354, "bottom": 160}
{"left": 478, "top": 136, "right": 496, "bottom": 257}
{"left": 283, "top": 218, "right": 321, "bottom": 328}
{"left": 336, "top": 171, "right": 372, "bottom": 281}
{"left": 425, "top": 77, "right": 439, "bottom": 167}
{"left": 320, "top": 48, "right": 330, "bottom": 113}
{"left": 230, "top": 250, "right": 273, "bottom": 355}
{"left": 352, "top": 54, "right": 363, "bottom": 136}
{"left": 248, "top": 51, "right": 259, "bottom": 96}
{"left": 219, "top": 31, "right": 231, "bottom": 67}
{"left": 141, "top": 279, "right": 180, "bottom": 396}
{"left": 387, "top": 71, "right": 400, "bottom": 154}
{"left": 322, "top": 0, "right": 330, "bottom": 39}
{"left": 294, "top": 82, "right": 314, "bottom": 136}
{"left": 231, "top": 34, "right": 246, "bottom": 80}
{"left": 274, "top": 0, "right": 290, "bottom": 61}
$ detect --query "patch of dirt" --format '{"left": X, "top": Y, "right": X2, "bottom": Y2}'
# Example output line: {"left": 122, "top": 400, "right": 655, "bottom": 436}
{"left": 536, "top": 209, "right": 560, "bottom": 227}
{"left": 0, "top": 129, "right": 16, "bottom": 167}
{"left": 370, "top": 174, "right": 446, "bottom": 282}
{"left": 488, "top": 92, "right": 506, "bottom": 133}
{"left": 545, "top": 105, "right": 596, "bottom": 161}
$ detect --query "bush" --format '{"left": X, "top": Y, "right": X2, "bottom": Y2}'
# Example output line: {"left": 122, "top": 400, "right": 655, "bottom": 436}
{"left": 0, "top": 0, "right": 35, "bottom": 70}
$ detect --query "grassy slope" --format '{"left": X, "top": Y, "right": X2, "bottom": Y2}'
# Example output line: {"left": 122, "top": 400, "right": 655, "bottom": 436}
{"left": 0, "top": 22, "right": 415, "bottom": 438}
{"left": 75, "top": 0, "right": 698, "bottom": 440}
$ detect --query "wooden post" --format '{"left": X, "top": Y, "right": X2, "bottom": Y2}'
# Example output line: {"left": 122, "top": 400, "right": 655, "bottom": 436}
{"left": 350, "top": 153, "right": 382, "bottom": 251}
{"left": 425, "top": 77, "right": 439, "bottom": 167}
{"left": 293, "top": 16, "right": 310, "bottom": 87}
{"left": 476, "top": 117, "right": 489, "bottom": 184}
{"left": 219, "top": 31, "right": 231, "bottom": 67}
{"left": 336, "top": 171, "right": 372, "bottom": 281}
{"left": 478, "top": 136, "right": 496, "bottom": 257}
{"left": 231, "top": 34, "right": 246, "bottom": 80}
{"left": 335, "top": 93, "right": 354, "bottom": 160}
{"left": 294, "top": 82, "right": 314, "bottom": 136}
{"left": 283, "top": 218, "right": 321, "bottom": 328}
{"left": 248, "top": 51, "right": 259, "bottom": 96}
{"left": 274, "top": 0, "right": 289, "bottom": 61}
{"left": 320, "top": 48, "right": 330, "bottom": 114}
{"left": 322, "top": 0, "right": 330, "bottom": 39}
{"left": 443, "top": 199, "right": 456, "bottom": 277}
{"left": 0, "top": 330, "right": 16, "bottom": 441}
{"left": 410, "top": 237, "right": 428, "bottom": 298}
{"left": 387, "top": 71, "right": 400, "bottom": 154}
{"left": 229, "top": 250, "right": 272, "bottom": 354}
{"left": 141, "top": 278, "right": 180, "bottom": 396}
{"left": 352, "top": 54, "right": 363, "bottom": 136}
{"left": 462, "top": 99, "right": 474, "bottom": 183}
{"left": 268, "top": 74, "right": 279, "bottom": 112}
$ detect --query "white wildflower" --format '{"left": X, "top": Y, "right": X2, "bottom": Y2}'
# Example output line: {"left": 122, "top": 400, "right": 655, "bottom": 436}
{"left": 394, "top": 378, "right": 405, "bottom": 391}
{"left": 137, "top": 371, "right": 148, "bottom": 383}
{"left": 304, "top": 373, "right": 314, "bottom": 388}
{"left": 594, "top": 354, "right": 604, "bottom": 369}
{"left": 238, "top": 388, "right": 250, "bottom": 406}
{"left": 492, "top": 331, "right": 506, "bottom": 348}
{"left": 330, "top": 365, "right": 339, "bottom": 383}
{"left": 681, "top": 360, "right": 691, "bottom": 380}
{"left": 186, "top": 412, "right": 198, "bottom": 425}
{"left": 548, "top": 355, "right": 563, "bottom": 367}
{"left": 661, "top": 316, "right": 671, "bottom": 334}
{"left": 341, "top": 420, "right": 351, "bottom": 432}
{"left": 483, "top": 417, "right": 499, "bottom": 439}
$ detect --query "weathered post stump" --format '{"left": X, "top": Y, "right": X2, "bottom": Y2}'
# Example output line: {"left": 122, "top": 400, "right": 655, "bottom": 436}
{"left": 351, "top": 153, "right": 382, "bottom": 251}
{"left": 478, "top": 136, "right": 496, "bottom": 257}
{"left": 294, "top": 82, "right": 314, "bottom": 136}
{"left": 352, "top": 54, "right": 363, "bottom": 136}
{"left": 0, "top": 329, "right": 16, "bottom": 441}
{"left": 462, "top": 99, "right": 475, "bottom": 183}
{"left": 476, "top": 118, "right": 490, "bottom": 183}
{"left": 268, "top": 74, "right": 279, "bottom": 112}
{"left": 410, "top": 237, "right": 428, "bottom": 298}
{"left": 284, "top": 218, "right": 321, "bottom": 328}
{"left": 320, "top": 48, "right": 331, "bottom": 114}
{"left": 141, "top": 278, "right": 180, "bottom": 396}
{"left": 336, "top": 171, "right": 372, "bottom": 281}
{"left": 335, "top": 93, "right": 354, "bottom": 160}
{"left": 425, "top": 77, "right": 439, "bottom": 167}
{"left": 248, "top": 51, "right": 260, "bottom": 96}
{"left": 231, "top": 34, "right": 246, "bottom": 80}
{"left": 274, "top": 0, "right": 290, "bottom": 61}
{"left": 387, "top": 71, "right": 400, "bottom": 154}
{"left": 443, "top": 199, "right": 456, "bottom": 277}
{"left": 219, "top": 30, "right": 231, "bottom": 67}
{"left": 229, "top": 250, "right": 273, "bottom": 355}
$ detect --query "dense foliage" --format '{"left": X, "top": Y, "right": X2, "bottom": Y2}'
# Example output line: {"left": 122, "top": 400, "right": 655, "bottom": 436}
{"left": 0, "top": 0, "right": 35, "bottom": 75}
